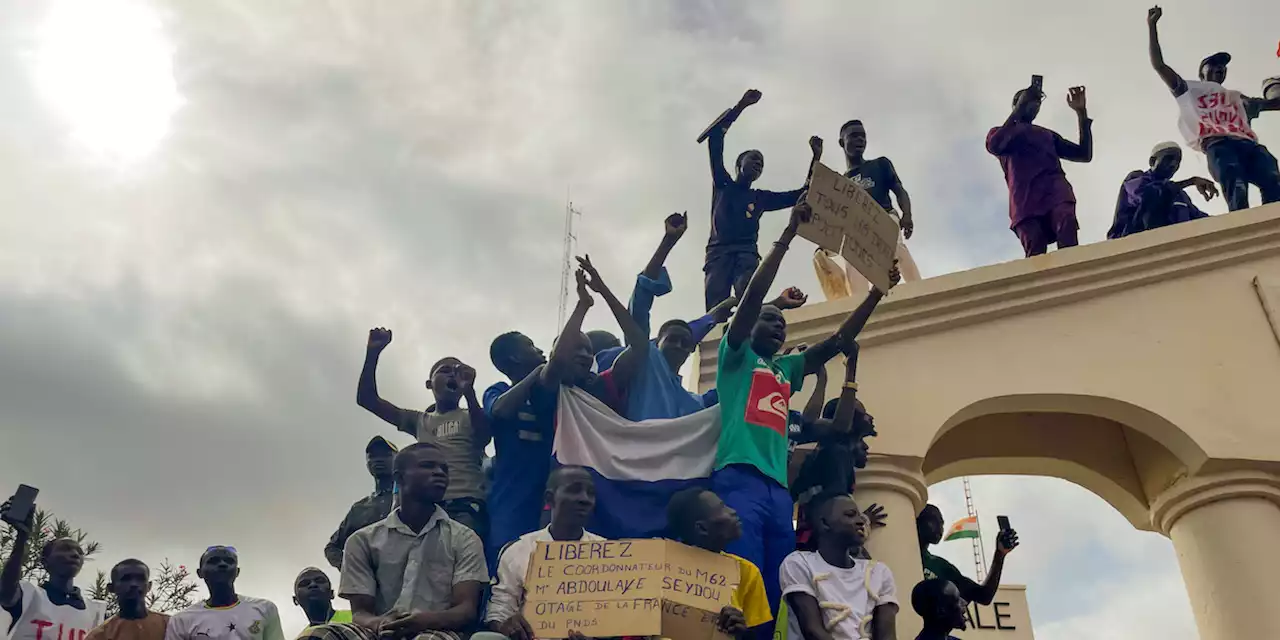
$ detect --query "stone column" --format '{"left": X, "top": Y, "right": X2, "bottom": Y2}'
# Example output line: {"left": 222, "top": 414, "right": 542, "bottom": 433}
{"left": 1151, "top": 470, "right": 1280, "bottom": 640}
{"left": 853, "top": 454, "right": 929, "bottom": 637}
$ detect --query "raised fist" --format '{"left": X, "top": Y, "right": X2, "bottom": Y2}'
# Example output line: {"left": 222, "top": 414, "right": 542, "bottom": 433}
{"left": 367, "top": 327, "right": 392, "bottom": 352}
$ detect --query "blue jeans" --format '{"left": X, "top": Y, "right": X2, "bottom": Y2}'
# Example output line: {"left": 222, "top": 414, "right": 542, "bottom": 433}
{"left": 711, "top": 464, "right": 795, "bottom": 626}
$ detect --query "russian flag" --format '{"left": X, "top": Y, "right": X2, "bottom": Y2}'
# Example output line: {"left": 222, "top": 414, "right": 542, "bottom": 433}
{"left": 553, "top": 386, "right": 722, "bottom": 539}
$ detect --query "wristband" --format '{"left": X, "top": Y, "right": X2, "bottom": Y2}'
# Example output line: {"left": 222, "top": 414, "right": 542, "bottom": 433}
{"left": 773, "top": 241, "right": 790, "bottom": 250}
{"left": 843, "top": 381, "right": 858, "bottom": 391}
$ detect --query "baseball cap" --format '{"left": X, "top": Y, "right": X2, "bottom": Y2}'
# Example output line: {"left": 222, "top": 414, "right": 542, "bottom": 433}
{"left": 366, "top": 435, "right": 398, "bottom": 454}
{"left": 1200, "top": 52, "right": 1231, "bottom": 69}
{"left": 1151, "top": 141, "right": 1182, "bottom": 157}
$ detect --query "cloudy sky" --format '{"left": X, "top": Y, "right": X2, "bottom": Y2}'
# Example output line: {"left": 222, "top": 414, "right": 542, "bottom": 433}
{"left": 2, "top": 0, "right": 1277, "bottom": 637}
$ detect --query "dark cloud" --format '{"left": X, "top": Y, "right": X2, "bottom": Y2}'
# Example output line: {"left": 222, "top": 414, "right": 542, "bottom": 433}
{"left": 3, "top": 1, "right": 1274, "bottom": 636}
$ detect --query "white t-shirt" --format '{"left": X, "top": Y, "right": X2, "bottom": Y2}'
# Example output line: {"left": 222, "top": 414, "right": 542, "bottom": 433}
{"left": 1177, "top": 80, "right": 1258, "bottom": 151}
{"left": 778, "top": 551, "right": 897, "bottom": 640}
{"left": 485, "top": 526, "right": 604, "bottom": 625}
{"left": 164, "top": 597, "right": 284, "bottom": 640}
{"left": 10, "top": 582, "right": 106, "bottom": 640}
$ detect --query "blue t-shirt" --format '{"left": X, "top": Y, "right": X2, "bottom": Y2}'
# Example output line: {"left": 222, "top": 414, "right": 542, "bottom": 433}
{"left": 621, "top": 342, "right": 707, "bottom": 421}
{"left": 483, "top": 380, "right": 556, "bottom": 566}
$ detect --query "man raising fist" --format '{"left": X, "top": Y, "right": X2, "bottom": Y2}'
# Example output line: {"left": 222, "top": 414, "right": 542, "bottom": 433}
{"left": 702, "top": 88, "right": 824, "bottom": 310}
{"left": 356, "top": 326, "right": 491, "bottom": 539}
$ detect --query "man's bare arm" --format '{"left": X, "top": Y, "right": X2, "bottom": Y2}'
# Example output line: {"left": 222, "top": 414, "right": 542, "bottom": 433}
{"left": 356, "top": 328, "right": 414, "bottom": 428}
{"left": 541, "top": 270, "right": 593, "bottom": 387}
{"left": 1147, "top": 6, "right": 1188, "bottom": 97}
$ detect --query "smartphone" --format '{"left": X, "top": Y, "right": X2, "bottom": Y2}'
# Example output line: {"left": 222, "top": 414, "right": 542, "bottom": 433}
{"left": 996, "top": 515, "right": 1012, "bottom": 532}
{"left": 1030, "top": 75, "right": 1043, "bottom": 92}
{"left": 3, "top": 484, "right": 39, "bottom": 526}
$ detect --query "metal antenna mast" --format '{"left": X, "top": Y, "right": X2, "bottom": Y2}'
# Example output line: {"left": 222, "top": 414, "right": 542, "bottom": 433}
{"left": 557, "top": 197, "right": 583, "bottom": 329}
{"left": 963, "top": 476, "right": 989, "bottom": 581}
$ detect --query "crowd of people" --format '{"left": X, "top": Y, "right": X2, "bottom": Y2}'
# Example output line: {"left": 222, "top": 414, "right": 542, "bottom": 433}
{"left": 3, "top": 6, "right": 1279, "bottom": 640}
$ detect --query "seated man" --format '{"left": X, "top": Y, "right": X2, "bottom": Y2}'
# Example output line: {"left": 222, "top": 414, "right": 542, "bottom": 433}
{"left": 484, "top": 467, "right": 602, "bottom": 640}
{"left": 915, "top": 505, "right": 1018, "bottom": 606}
{"left": 1, "top": 498, "right": 106, "bottom": 640}
{"left": 293, "top": 568, "right": 351, "bottom": 638}
{"left": 1108, "top": 142, "right": 1217, "bottom": 239}
{"left": 781, "top": 494, "right": 898, "bottom": 640}
{"left": 166, "top": 546, "right": 284, "bottom": 640}
{"left": 86, "top": 559, "right": 168, "bottom": 640}
{"left": 301, "top": 442, "right": 488, "bottom": 640}
{"left": 665, "top": 488, "right": 772, "bottom": 639}
{"left": 910, "top": 579, "right": 969, "bottom": 640}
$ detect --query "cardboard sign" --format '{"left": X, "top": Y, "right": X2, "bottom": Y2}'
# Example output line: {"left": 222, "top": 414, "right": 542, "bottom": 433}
{"left": 800, "top": 162, "right": 900, "bottom": 292}
{"left": 522, "top": 539, "right": 739, "bottom": 640}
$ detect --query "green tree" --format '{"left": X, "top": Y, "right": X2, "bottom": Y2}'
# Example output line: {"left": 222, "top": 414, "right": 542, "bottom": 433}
{"left": 0, "top": 509, "right": 101, "bottom": 584}
{"left": 3, "top": 509, "right": 198, "bottom": 617}
{"left": 89, "top": 559, "right": 200, "bottom": 617}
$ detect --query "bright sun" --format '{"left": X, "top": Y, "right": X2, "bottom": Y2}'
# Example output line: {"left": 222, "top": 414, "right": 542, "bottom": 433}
{"left": 33, "top": 0, "right": 182, "bottom": 163}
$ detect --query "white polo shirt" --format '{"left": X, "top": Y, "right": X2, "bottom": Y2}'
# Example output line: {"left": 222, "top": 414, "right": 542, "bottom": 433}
{"left": 484, "top": 526, "right": 604, "bottom": 625}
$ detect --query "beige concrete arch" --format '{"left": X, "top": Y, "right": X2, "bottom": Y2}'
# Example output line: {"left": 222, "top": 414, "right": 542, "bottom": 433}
{"left": 694, "top": 202, "right": 1280, "bottom": 639}
{"left": 925, "top": 393, "right": 1207, "bottom": 530}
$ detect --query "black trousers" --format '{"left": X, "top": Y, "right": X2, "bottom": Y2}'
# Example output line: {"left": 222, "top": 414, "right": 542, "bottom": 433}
{"left": 703, "top": 251, "right": 760, "bottom": 311}
{"left": 1205, "top": 137, "right": 1280, "bottom": 211}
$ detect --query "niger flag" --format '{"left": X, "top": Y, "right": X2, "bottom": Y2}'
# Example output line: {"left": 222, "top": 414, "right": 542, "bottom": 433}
{"left": 944, "top": 515, "right": 981, "bottom": 541}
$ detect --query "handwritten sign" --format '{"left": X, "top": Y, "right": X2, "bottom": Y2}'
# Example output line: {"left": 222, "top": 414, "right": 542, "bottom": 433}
{"left": 801, "top": 163, "right": 900, "bottom": 292}
{"left": 523, "top": 539, "right": 739, "bottom": 640}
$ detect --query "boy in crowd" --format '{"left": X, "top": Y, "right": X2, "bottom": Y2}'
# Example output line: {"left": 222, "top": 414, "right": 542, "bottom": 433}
{"left": 541, "top": 258, "right": 648, "bottom": 412}
{"left": 911, "top": 579, "right": 969, "bottom": 640}
{"left": 484, "top": 467, "right": 603, "bottom": 640}
{"left": 1109, "top": 142, "right": 1216, "bottom": 239}
{"left": 835, "top": 120, "right": 921, "bottom": 289}
{"left": 780, "top": 494, "right": 898, "bottom": 640}
{"left": 915, "top": 505, "right": 1018, "bottom": 606}
{"left": 165, "top": 547, "right": 284, "bottom": 640}
{"left": 324, "top": 436, "right": 398, "bottom": 570}
{"left": 702, "top": 88, "right": 823, "bottom": 310}
{"left": 791, "top": 343, "right": 886, "bottom": 551}
{"left": 713, "top": 193, "right": 898, "bottom": 618}
{"left": 357, "top": 329, "right": 490, "bottom": 537}
{"left": 1, "top": 500, "right": 106, "bottom": 640}
{"left": 484, "top": 328, "right": 556, "bottom": 568}
{"left": 85, "top": 560, "right": 168, "bottom": 640}
{"left": 986, "top": 82, "right": 1093, "bottom": 257}
{"left": 665, "top": 488, "right": 772, "bottom": 640}
{"left": 303, "top": 443, "right": 487, "bottom": 640}
{"left": 1147, "top": 6, "right": 1280, "bottom": 211}
{"left": 293, "top": 568, "right": 350, "bottom": 638}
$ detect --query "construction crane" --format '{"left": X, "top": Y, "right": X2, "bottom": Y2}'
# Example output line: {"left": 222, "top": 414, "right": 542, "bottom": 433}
{"left": 557, "top": 197, "right": 583, "bottom": 329}
{"left": 963, "top": 476, "right": 989, "bottom": 581}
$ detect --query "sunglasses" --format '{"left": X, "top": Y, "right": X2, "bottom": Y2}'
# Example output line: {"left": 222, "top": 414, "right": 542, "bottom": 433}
{"left": 205, "top": 546, "right": 237, "bottom": 554}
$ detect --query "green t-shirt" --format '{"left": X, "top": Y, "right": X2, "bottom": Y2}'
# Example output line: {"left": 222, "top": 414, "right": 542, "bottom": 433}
{"left": 713, "top": 332, "right": 806, "bottom": 486}
{"left": 921, "top": 550, "right": 981, "bottom": 598}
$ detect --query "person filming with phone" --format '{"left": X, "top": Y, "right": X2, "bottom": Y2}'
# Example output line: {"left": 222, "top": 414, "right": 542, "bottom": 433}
{"left": 1, "top": 486, "right": 107, "bottom": 640}
{"left": 986, "top": 75, "right": 1093, "bottom": 258}
{"left": 914, "top": 505, "right": 1020, "bottom": 606}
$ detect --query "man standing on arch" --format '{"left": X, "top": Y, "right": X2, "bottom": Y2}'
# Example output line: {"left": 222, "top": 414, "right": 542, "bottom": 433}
{"left": 986, "top": 82, "right": 1093, "bottom": 257}
{"left": 1146, "top": 5, "right": 1280, "bottom": 211}
{"left": 832, "top": 119, "right": 922, "bottom": 292}
{"left": 702, "top": 88, "right": 822, "bottom": 311}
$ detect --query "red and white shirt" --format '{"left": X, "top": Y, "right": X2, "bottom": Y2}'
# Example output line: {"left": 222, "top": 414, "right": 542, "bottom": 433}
{"left": 1177, "top": 80, "right": 1257, "bottom": 151}
{"left": 9, "top": 583, "right": 105, "bottom": 640}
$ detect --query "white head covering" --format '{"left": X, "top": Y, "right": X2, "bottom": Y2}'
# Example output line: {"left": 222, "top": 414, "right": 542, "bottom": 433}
{"left": 1150, "top": 141, "right": 1181, "bottom": 158}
